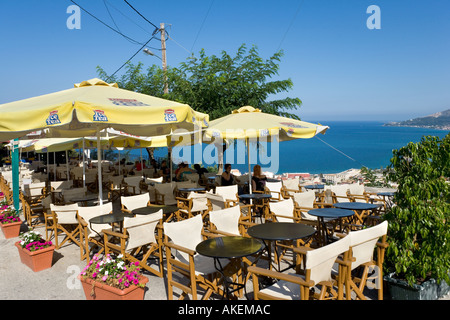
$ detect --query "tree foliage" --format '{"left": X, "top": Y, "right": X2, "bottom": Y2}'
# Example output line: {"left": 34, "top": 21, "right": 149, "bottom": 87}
{"left": 97, "top": 44, "right": 302, "bottom": 120}
{"left": 384, "top": 134, "right": 450, "bottom": 286}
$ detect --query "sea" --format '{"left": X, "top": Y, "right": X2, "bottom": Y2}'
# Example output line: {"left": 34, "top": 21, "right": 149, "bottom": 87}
{"left": 125, "top": 121, "right": 449, "bottom": 175}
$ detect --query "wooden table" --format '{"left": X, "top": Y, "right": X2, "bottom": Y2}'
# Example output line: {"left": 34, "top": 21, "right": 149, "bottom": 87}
{"left": 196, "top": 236, "right": 263, "bottom": 300}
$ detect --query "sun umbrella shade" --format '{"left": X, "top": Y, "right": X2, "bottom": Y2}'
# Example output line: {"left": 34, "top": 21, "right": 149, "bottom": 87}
{"left": 204, "top": 106, "right": 328, "bottom": 142}
{"left": 0, "top": 78, "right": 208, "bottom": 141}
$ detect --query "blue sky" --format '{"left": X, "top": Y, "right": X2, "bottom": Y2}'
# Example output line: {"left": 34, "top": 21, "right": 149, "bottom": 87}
{"left": 0, "top": 0, "right": 449, "bottom": 122}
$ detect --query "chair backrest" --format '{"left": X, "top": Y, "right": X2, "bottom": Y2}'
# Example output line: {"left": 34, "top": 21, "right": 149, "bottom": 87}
{"left": 62, "top": 187, "right": 87, "bottom": 202}
{"left": 292, "top": 191, "right": 317, "bottom": 220}
{"left": 348, "top": 183, "right": 367, "bottom": 203}
{"left": 51, "top": 180, "right": 73, "bottom": 190}
{"left": 23, "top": 182, "right": 46, "bottom": 197}
{"left": 283, "top": 178, "right": 300, "bottom": 191}
{"left": 124, "top": 175, "right": 144, "bottom": 187}
{"left": 109, "top": 175, "right": 124, "bottom": 188}
{"left": 269, "top": 198, "right": 295, "bottom": 222}
{"left": 121, "top": 193, "right": 150, "bottom": 211}
{"left": 348, "top": 221, "right": 388, "bottom": 270}
{"left": 77, "top": 202, "right": 113, "bottom": 237}
{"left": 209, "top": 206, "right": 241, "bottom": 236}
{"left": 85, "top": 172, "right": 97, "bottom": 183}
{"left": 306, "top": 236, "right": 350, "bottom": 285}
{"left": 265, "top": 181, "right": 283, "bottom": 197}
{"left": 187, "top": 192, "right": 209, "bottom": 212}
{"left": 205, "top": 193, "right": 227, "bottom": 211}
{"left": 215, "top": 185, "right": 238, "bottom": 202}
{"left": 163, "top": 214, "right": 204, "bottom": 261}
{"left": 146, "top": 176, "right": 163, "bottom": 184}
{"left": 185, "top": 173, "right": 200, "bottom": 184}
{"left": 176, "top": 181, "right": 198, "bottom": 189}
{"left": 41, "top": 195, "right": 52, "bottom": 215}
{"left": 51, "top": 203, "right": 79, "bottom": 224}
{"left": 155, "top": 183, "right": 176, "bottom": 205}
{"left": 329, "top": 184, "right": 350, "bottom": 202}
{"left": 123, "top": 210, "right": 162, "bottom": 250}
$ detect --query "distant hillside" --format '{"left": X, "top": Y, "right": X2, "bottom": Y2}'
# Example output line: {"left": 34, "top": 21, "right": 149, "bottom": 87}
{"left": 385, "top": 109, "right": 450, "bottom": 130}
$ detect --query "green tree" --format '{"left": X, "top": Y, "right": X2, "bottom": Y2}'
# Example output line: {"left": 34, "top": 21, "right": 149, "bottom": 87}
{"left": 97, "top": 44, "right": 302, "bottom": 120}
{"left": 384, "top": 134, "right": 450, "bottom": 286}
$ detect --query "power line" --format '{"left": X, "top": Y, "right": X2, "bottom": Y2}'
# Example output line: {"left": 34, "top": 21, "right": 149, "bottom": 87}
{"left": 190, "top": 0, "right": 215, "bottom": 53}
{"left": 315, "top": 136, "right": 366, "bottom": 168}
{"left": 69, "top": 0, "right": 145, "bottom": 46}
{"left": 277, "top": 0, "right": 305, "bottom": 51}
{"left": 106, "top": 36, "right": 157, "bottom": 81}
{"left": 123, "top": 0, "right": 159, "bottom": 32}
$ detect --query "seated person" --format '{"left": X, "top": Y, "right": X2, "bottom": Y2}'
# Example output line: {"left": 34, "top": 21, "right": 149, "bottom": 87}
{"left": 221, "top": 163, "right": 240, "bottom": 186}
{"left": 194, "top": 164, "right": 208, "bottom": 178}
{"left": 176, "top": 162, "right": 195, "bottom": 181}
{"left": 135, "top": 160, "right": 146, "bottom": 171}
{"left": 251, "top": 164, "right": 267, "bottom": 192}
{"left": 159, "top": 160, "right": 170, "bottom": 182}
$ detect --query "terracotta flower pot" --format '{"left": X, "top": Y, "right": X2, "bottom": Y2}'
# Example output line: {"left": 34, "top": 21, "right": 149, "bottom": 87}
{"left": 1, "top": 220, "right": 22, "bottom": 239}
{"left": 78, "top": 275, "right": 148, "bottom": 300}
{"left": 15, "top": 241, "right": 55, "bottom": 272}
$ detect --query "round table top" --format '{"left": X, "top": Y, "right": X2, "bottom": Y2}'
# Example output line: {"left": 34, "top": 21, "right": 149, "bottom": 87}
{"left": 377, "top": 192, "right": 396, "bottom": 197}
{"left": 132, "top": 205, "right": 178, "bottom": 216}
{"left": 70, "top": 195, "right": 99, "bottom": 202}
{"left": 239, "top": 193, "right": 272, "bottom": 200}
{"left": 89, "top": 212, "right": 132, "bottom": 225}
{"left": 247, "top": 222, "right": 316, "bottom": 241}
{"left": 196, "top": 236, "right": 263, "bottom": 259}
{"left": 177, "top": 187, "right": 205, "bottom": 192}
{"left": 304, "top": 184, "right": 324, "bottom": 190}
{"left": 307, "top": 208, "right": 355, "bottom": 219}
{"left": 333, "top": 202, "right": 381, "bottom": 211}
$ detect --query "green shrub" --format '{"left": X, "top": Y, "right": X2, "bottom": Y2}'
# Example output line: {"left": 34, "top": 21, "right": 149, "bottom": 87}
{"left": 384, "top": 134, "right": 450, "bottom": 286}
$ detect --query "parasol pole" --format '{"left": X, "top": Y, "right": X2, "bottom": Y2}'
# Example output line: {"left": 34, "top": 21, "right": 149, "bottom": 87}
{"left": 82, "top": 138, "right": 86, "bottom": 188}
{"left": 97, "top": 126, "right": 103, "bottom": 205}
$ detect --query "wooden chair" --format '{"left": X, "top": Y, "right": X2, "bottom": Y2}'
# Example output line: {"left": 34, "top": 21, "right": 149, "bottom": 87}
{"left": 77, "top": 203, "right": 113, "bottom": 261}
{"left": 264, "top": 181, "right": 284, "bottom": 201}
{"left": 341, "top": 220, "right": 388, "bottom": 300}
{"left": 176, "top": 191, "right": 209, "bottom": 220}
{"left": 163, "top": 214, "right": 227, "bottom": 300}
{"left": 22, "top": 182, "right": 47, "bottom": 206}
{"left": 214, "top": 185, "right": 239, "bottom": 208}
{"left": 107, "top": 175, "right": 125, "bottom": 202}
{"left": 248, "top": 236, "right": 351, "bottom": 300}
{"left": 281, "top": 178, "right": 301, "bottom": 199}
{"left": 41, "top": 195, "right": 54, "bottom": 241}
{"left": 103, "top": 210, "right": 164, "bottom": 278}
{"left": 207, "top": 205, "right": 254, "bottom": 238}
{"left": 120, "top": 193, "right": 151, "bottom": 214}
{"left": 50, "top": 203, "right": 80, "bottom": 249}
{"left": 123, "top": 176, "right": 145, "bottom": 195}
{"left": 21, "top": 194, "right": 45, "bottom": 228}
{"left": 61, "top": 187, "right": 87, "bottom": 204}
{"left": 154, "top": 182, "right": 177, "bottom": 206}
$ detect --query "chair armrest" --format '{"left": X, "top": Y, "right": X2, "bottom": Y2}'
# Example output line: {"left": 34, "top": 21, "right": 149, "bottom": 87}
{"left": 102, "top": 228, "right": 127, "bottom": 239}
{"left": 163, "top": 240, "right": 196, "bottom": 256}
{"left": 247, "top": 265, "right": 315, "bottom": 288}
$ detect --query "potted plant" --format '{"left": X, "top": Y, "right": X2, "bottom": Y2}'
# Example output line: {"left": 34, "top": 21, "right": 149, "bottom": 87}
{"left": 15, "top": 230, "right": 55, "bottom": 272}
{"left": 0, "top": 201, "right": 22, "bottom": 239}
{"left": 78, "top": 253, "right": 149, "bottom": 300}
{"left": 383, "top": 134, "right": 450, "bottom": 300}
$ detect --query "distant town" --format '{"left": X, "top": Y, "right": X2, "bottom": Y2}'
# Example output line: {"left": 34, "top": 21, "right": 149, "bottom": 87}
{"left": 384, "top": 109, "right": 450, "bottom": 130}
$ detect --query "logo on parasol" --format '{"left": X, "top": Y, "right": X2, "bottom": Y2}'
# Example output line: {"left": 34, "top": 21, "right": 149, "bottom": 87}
{"left": 164, "top": 109, "right": 177, "bottom": 122}
{"left": 93, "top": 110, "right": 108, "bottom": 122}
{"left": 46, "top": 111, "right": 61, "bottom": 125}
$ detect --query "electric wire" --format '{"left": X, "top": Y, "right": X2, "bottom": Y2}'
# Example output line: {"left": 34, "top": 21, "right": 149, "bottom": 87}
{"left": 69, "top": 0, "right": 146, "bottom": 46}
{"left": 315, "top": 136, "right": 366, "bottom": 168}
{"left": 106, "top": 36, "right": 157, "bottom": 81}
{"left": 123, "top": 0, "right": 159, "bottom": 32}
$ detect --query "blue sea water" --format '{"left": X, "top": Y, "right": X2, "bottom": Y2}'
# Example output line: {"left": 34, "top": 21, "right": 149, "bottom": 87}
{"left": 127, "top": 121, "right": 449, "bottom": 175}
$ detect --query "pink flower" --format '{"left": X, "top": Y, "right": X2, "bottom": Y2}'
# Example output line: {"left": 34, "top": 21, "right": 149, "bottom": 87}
{"left": 102, "top": 275, "right": 108, "bottom": 281}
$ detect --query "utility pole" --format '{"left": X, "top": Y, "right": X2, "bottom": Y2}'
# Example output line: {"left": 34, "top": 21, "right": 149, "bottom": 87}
{"left": 160, "top": 23, "right": 168, "bottom": 94}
